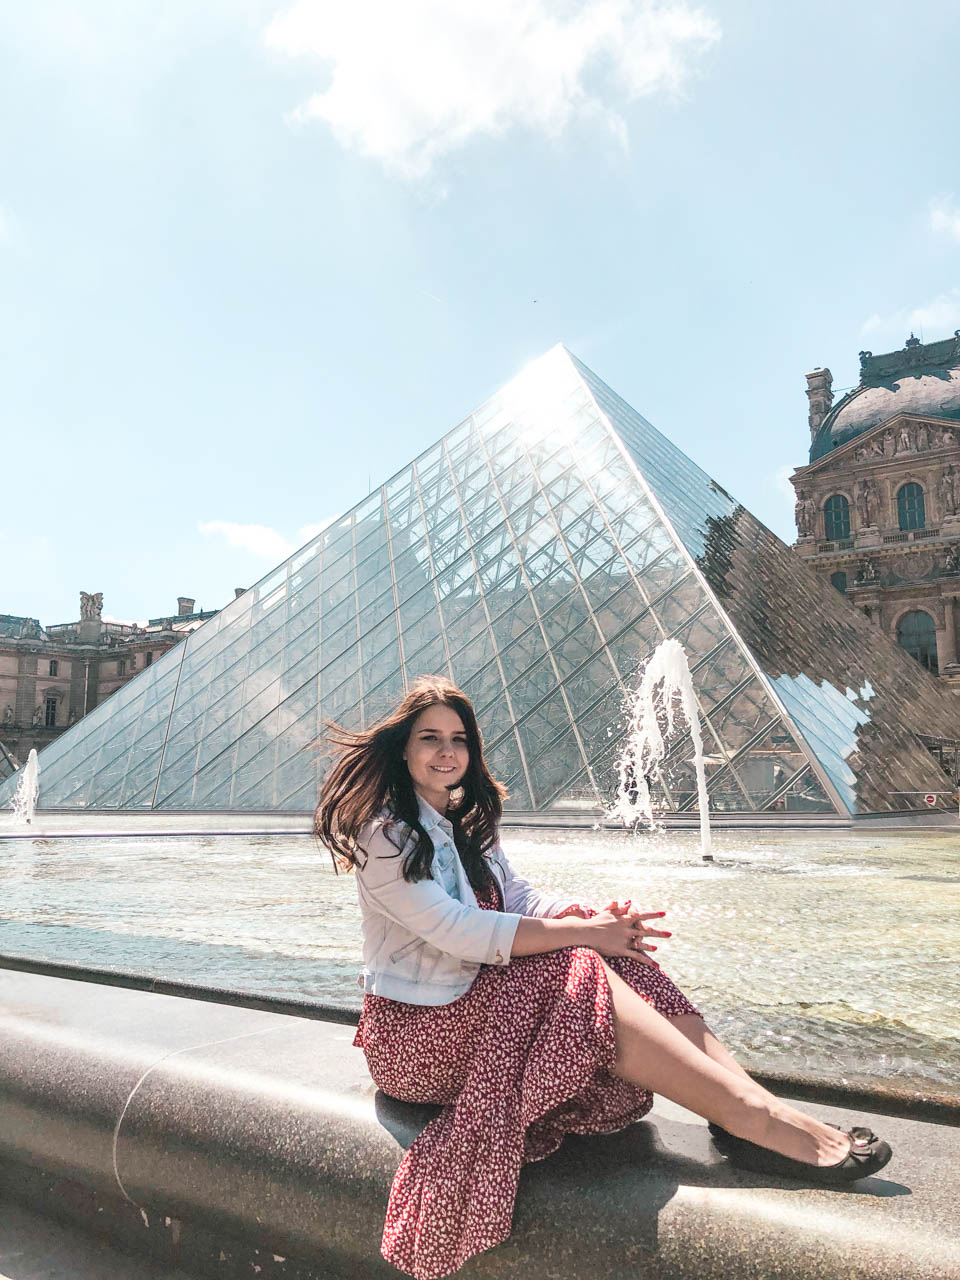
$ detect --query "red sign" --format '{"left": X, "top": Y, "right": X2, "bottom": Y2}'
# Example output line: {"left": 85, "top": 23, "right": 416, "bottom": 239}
{"left": 924, "top": 794, "right": 937, "bottom": 806}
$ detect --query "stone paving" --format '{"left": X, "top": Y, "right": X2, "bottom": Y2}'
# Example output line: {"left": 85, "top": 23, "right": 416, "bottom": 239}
{"left": 0, "top": 1200, "right": 191, "bottom": 1280}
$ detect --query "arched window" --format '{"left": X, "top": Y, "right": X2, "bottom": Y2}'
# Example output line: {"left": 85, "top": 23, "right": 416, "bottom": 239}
{"left": 897, "top": 482, "right": 925, "bottom": 531}
{"left": 830, "top": 571, "right": 847, "bottom": 594}
{"left": 896, "top": 610, "right": 938, "bottom": 674}
{"left": 823, "top": 494, "right": 850, "bottom": 540}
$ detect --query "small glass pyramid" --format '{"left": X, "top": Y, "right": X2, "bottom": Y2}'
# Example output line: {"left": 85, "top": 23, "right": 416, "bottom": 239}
{"left": 5, "top": 346, "right": 957, "bottom": 815}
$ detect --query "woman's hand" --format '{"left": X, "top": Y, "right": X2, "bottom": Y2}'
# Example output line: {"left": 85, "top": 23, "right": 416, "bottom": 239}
{"left": 510, "top": 902, "right": 670, "bottom": 960}
{"left": 579, "top": 903, "right": 669, "bottom": 964}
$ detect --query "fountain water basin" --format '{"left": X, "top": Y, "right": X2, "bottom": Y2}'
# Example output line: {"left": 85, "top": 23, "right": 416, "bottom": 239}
{"left": 0, "top": 825, "right": 958, "bottom": 1096}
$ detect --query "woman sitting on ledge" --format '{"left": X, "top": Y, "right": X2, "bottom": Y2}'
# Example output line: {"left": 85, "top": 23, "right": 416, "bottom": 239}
{"left": 315, "top": 675, "right": 891, "bottom": 1280}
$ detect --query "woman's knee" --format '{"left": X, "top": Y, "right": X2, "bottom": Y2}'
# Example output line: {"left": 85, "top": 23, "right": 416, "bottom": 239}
{"left": 666, "top": 1012, "right": 709, "bottom": 1043}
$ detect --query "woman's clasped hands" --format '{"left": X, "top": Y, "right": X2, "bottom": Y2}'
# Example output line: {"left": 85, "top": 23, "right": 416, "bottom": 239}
{"left": 580, "top": 900, "right": 670, "bottom": 965}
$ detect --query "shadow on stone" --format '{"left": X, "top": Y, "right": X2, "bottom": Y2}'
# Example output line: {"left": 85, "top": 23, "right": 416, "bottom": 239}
{"left": 373, "top": 1091, "right": 441, "bottom": 1148}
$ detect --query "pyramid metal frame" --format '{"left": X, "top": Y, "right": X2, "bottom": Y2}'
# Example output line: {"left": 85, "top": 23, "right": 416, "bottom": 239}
{"left": 5, "top": 346, "right": 958, "bottom": 816}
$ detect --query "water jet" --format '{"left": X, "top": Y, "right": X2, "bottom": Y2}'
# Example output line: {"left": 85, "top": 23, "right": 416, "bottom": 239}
{"left": 610, "top": 639, "right": 714, "bottom": 860}
{"left": 11, "top": 748, "right": 39, "bottom": 825}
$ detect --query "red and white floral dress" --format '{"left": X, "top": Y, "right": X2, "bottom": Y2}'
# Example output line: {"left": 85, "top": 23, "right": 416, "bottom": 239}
{"left": 353, "top": 881, "right": 699, "bottom": 1280}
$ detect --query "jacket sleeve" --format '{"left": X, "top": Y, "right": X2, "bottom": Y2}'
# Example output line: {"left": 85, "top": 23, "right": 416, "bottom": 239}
{"left": 355, "top": 822, "right": 522, "bottom": 966}
{"left": 493, "top": 841, "right": 589, "bottom": 919}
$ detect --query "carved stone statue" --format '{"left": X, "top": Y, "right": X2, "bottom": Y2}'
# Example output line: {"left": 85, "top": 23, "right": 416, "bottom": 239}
{"left": 855, "top": 478, "right": 878, "bottom": 527}
{"left": 939, "top": 466, "right": 959, "bottom": 517}
{"left": 945, "top": 545, "right": 960, "bottom": 574}
{"left": 855, "top": 482, "right": 867, "bottom": 526}
{"left": 869, "top": 434, "right": 885, "bottom": 457}
{"left": 944, "top": 430, "right": 957, "bottom": 448}
{"left": 915, "top": 422, "right": 930, "bottom": 451}
{"left": 855, "top": 558, "right": 879, "bottom": 584}
{"left": 2, "top": 704, "right": 13, "bottom": 726}
{"left": 794, "top": 489, "right": 817, "bottom": 537}
{"left": 854, "top": 445, "right": 867, "bottom": 462}
{"left": 805, "top": 496, "right": 819, "bottom": 535}
{"left": 895, "top": 423, "right": 914, "bottom": 454}
{"left": 882, "top": 429, "right": 895, "bottom": 456}
{"left": 31, "top": 704, "right": 43, "bottom": 726}
{"left": 80, "top": 591, "right": 104, "bottom": 621}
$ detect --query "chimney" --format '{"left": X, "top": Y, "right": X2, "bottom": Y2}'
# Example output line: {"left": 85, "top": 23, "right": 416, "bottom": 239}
{"left": 234, "top": 587, "right": 246, "bottom": 599}
{"left": 805, "top": 367, "right": 833, "bottom": 442}
{"left": 177, "top": 597, "right": 195, "bottom": 617}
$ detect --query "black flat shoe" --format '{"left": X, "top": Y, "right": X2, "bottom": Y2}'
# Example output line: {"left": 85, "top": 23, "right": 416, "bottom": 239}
{"left": 709, "top": 1121, "right": 877, "bottom": 1145}
{"left": 712, "top": 1127, "right": 892, "bottom": 1185}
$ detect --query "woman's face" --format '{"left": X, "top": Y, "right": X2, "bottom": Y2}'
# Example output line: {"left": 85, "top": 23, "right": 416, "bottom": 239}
{"left": 403, "top": 703, "right": 469, "bottom": 812}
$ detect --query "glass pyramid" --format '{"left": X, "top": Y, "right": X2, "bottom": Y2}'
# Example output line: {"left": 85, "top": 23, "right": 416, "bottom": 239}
{"left": 5, "top": 346, "right": 958, "bottom": 817}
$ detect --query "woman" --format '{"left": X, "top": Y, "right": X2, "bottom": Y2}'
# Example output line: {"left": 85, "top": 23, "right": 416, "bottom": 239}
{"left": 316, "top": 676, "right": 891, "bottom": 1280}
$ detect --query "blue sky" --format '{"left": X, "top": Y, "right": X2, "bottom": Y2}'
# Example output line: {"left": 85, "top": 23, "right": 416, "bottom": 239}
{"left": 3, "top": 0, "right": 959, "bottom": 625}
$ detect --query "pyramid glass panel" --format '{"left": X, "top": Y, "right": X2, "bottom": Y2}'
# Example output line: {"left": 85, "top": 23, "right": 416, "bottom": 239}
{"left": 7, "top": 346, "right": 959, "bottom": 816}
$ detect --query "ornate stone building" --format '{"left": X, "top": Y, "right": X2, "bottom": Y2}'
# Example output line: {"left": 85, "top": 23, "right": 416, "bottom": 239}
{"left": 0, "top": 591, "right": 221, "bottom": 771}
{"left": 791, "top": 332, "right": 960, "bottom": 689}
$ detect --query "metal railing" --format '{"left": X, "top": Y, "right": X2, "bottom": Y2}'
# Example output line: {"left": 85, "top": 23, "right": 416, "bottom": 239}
{"left": 813, "top": 528, "right": 948, "bottom": 553}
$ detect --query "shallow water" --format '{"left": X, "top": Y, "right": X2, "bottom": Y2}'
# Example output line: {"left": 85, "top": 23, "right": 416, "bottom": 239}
{"left": 1, "top": 826, "right": 958, "bottom": 1096}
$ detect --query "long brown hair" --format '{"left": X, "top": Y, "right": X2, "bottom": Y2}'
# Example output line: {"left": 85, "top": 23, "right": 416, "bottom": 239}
{"left": 314, "top": 675, "right": 507, "bottom": 890}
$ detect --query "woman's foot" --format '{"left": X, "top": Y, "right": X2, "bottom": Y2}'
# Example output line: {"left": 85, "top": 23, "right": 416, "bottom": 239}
{"left": 709, "top": 1096, "right": 891, "bottom": 1172}
{"left": 709, "top": 1120, "right": 877, "bottom": 1147}
{"left": 712, "top": 1125, "right": 892, "bottom": 1184}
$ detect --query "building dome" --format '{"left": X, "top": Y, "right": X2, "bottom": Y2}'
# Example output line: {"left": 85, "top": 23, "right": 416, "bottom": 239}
{"left": 810, "top": 333, "right": 960, "bottom": 461}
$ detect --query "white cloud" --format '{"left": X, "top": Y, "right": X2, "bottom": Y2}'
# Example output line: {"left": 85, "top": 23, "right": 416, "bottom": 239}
{"left": 199, "top": 520, "right": 295, "bottom": 560}
{"left": 773, "top": 464, "right": 796, "bottom": 506}
{"left": 102, "top": 613, "right": 148, "bottom": 627}
{"left": 930, "top": 196, "right": 960, "bottom": 243}
{"left": 298, "top": 521, "right": 334, "bottom": 543}
{"left": 198, "top": 518, "right": 334, "bottom": 561}
{"left": 860, "top": 288, "right": 960, "bottom": 343}
{"left": 265, "top": 0, "right": 720, "bottom": 179}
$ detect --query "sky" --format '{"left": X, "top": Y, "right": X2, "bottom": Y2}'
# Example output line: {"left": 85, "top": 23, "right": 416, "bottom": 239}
{"left": 3, "top": 0, "right": 960, "bottom": 626}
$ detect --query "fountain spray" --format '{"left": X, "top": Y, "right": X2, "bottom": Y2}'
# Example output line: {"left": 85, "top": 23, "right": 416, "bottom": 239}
{"left": 611, "top": 638, "right": 714, "bottom": 860}
{"left": 12, "top": 748, "right": 39, "bottom": 825}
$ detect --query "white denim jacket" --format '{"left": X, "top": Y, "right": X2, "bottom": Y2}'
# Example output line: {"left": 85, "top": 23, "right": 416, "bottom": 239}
{"left": 355, "top": 797, "right": 579, "bottom": 1005}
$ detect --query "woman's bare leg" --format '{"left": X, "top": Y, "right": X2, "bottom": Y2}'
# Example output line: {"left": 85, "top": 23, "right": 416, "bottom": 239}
{"left": 667, "top": 1012, "right": 826, "bottom": 1135}
{"left": 603, "top": 965, "right": 849, "bottom": 1166}
{"left": 667, "top": 1013, "right": 757, "bottom": 1086}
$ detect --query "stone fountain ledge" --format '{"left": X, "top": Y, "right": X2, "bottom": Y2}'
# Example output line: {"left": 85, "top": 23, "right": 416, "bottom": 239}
{"left": 2, "top": 968, "right": 960, "bottom": 1280}
{"left": 2, "top": 809, "right": 958, "bottom": 839}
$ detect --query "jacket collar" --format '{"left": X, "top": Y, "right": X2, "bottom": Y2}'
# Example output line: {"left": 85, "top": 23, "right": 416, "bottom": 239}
{"left": 414, "top": 794, "right": 504, "bottom": 895}
{"left": 416, "top": 793, "right": 454, "bottom": 836}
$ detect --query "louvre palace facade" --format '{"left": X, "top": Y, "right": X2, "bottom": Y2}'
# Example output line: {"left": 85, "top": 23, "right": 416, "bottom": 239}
{"left": 792, "top": 332, "right": 960, "bottom": 688}
{"left": 0, "top": 593, "right": 219, "bottom": 778}
{"left": 2, "top": 346, "right": 958, "bottom": 820}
